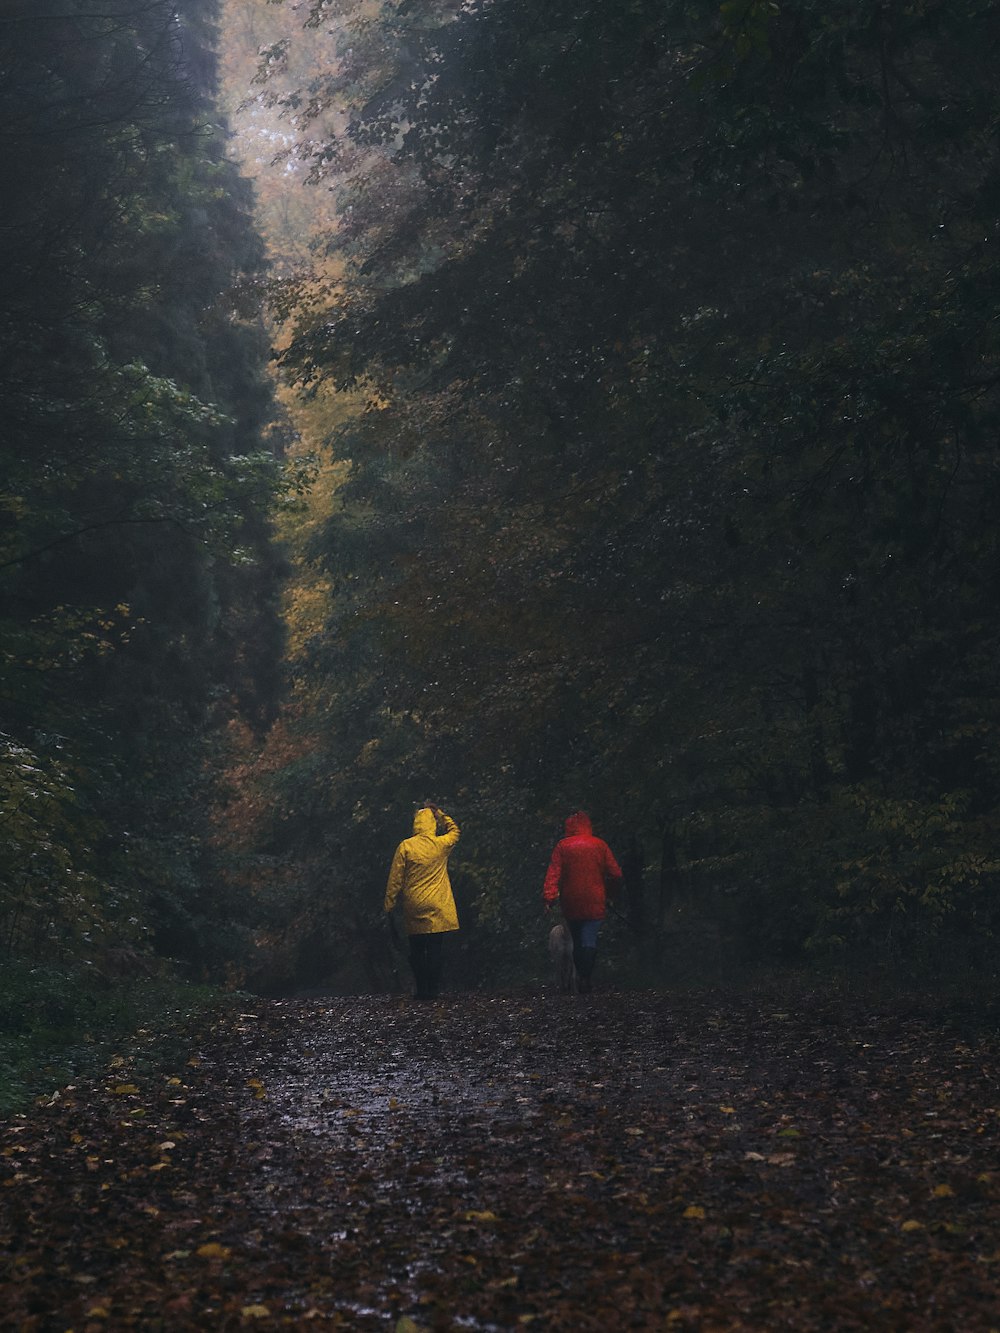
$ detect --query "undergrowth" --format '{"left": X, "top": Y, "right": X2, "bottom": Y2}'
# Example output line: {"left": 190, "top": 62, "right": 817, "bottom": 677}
{"left": 0, "top": 961, "right": 240, "bottom": 1114}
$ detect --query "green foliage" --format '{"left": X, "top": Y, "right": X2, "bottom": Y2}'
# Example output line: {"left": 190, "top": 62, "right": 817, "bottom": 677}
{"left": 0, "top": 1, "right": 287, "bottom": 981}
{"left": 0, "top": 961, "right": 232, "bottom": 1114}
{"left": 0, "top": 732, "right": 119, "bottom": 961}
{"left": 219, "top": 0, "right": 1000, "bottom": 984}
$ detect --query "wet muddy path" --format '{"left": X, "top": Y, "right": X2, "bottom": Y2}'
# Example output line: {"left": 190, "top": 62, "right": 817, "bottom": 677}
{"left": 2, "top": 990, "right": 999, "bottom": 1329}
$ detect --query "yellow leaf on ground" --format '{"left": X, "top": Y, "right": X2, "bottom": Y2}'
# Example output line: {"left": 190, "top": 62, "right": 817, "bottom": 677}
{"left": 932, "top": 1184, "right": 955, "bottom": 1198}
{"left": 196, "top": 1242, "right": 231, "bottom": 1259}
{"left": 241, "top": 1305, "right": 270, "bottom": 1319}
{"left": 720, "top": 1106, "right": 736, "bottom": 1114}
{"left": 111, "top": 1084, "right": 138, "bottom": 1095}
{"left": 901, "top": 1219, "right": 924, "bottom": 1232}
{"left": 683, "top": 1205, "right": 705, "bottom": 1220}
{"left": 464, "top": 1209, "right": 499, "bottom": 1222}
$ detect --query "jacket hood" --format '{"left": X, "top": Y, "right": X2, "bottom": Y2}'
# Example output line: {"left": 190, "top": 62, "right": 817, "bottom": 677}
{"left": 413, "top": 807, "right": 437, "bottom": 836}
{"left": 564, "top": 811, "right": 593, "bottom": 837}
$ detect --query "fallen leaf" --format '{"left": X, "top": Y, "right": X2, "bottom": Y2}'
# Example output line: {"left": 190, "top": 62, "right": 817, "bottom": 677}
{"left": 196, "top": 1242, "right": 231, "bottom": 1259}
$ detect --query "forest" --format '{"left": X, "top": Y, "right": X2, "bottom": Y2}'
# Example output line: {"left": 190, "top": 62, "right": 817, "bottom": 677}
{"left": 4, "top": 0, "right": 1000, "bottom": 1066}
{"left": 5, "top": 3, "right": 1000, "bottom": 1328}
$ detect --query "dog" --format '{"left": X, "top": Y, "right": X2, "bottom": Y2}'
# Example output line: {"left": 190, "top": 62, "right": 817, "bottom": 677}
{"left": 548, "top": 921, "right": 578, "bottom": 993}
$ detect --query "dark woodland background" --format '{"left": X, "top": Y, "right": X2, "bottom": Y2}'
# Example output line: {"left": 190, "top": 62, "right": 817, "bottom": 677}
{"left": 4, "top": 0, "right": 1000, "bottom": 1098}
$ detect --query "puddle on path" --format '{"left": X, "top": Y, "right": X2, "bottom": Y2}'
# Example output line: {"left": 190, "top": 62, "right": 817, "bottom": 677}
{"left": 224, "top": 992, "right": 685, "bottom": 1326}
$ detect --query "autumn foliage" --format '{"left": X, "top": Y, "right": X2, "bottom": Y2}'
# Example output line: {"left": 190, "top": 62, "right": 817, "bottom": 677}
{"left": 207, "top": 0, "right": 1000, "bottom": 989}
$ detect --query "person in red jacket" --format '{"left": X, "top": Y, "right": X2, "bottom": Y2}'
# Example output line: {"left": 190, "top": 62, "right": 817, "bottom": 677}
{"left": 543, "top": 811, "right": 623, "bottom": 992}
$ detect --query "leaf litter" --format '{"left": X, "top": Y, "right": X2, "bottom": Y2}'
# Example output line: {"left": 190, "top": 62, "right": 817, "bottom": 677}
{"left": 1, "top": 990, "right": 999, "bottom": 1329}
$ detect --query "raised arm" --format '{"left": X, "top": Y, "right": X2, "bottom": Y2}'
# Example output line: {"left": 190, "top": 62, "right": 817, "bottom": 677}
{"left": 435, "top": 810, "right": 460, "bottom": 850}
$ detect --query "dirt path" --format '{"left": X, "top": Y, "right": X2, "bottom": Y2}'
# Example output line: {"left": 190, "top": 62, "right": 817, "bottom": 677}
{"left": 1, "top": 990, "right": 998, "bottom": 1330}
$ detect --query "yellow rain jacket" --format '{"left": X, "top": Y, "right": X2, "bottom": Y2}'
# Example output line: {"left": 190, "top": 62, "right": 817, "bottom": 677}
{"left": 384, "top": 808, "right": 461, "bottom": 935}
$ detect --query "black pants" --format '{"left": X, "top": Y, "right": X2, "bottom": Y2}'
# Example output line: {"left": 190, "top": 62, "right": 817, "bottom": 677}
{"left": 409, "top": 933, "right": 444, "bottom": 999}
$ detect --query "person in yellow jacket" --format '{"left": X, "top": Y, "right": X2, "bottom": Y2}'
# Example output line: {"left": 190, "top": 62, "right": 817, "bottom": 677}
{"left": 384, "top": 803, "right": 461, "bottom": 1000}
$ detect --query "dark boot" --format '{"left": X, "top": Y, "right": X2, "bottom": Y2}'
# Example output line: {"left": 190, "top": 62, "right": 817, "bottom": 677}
{"left": 425, "top": 958, "right": 442, "bottom": 1000}
{"left": 576, "top": 946, "right": 597, "bottom": 993}
{"left": 424, "top": 933, "right": 444, "bottom": 1000}
{"left": 409, "top": 936, "right": 431, "bottom": 999}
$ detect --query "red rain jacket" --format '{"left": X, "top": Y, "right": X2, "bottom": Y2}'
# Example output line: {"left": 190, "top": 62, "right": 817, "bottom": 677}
{"left": 543, "top": 812, "right": 623, "bottom": 922}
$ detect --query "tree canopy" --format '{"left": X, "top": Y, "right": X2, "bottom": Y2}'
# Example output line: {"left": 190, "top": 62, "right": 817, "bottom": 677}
{"left": 6, "top": 0, "right": 1000, "bottom": 996}
{"left": 215, "top": 0, "right": 1000, "bottom": 986}
{"left": 0, "top": 0, "right": 286, "bottom": 979}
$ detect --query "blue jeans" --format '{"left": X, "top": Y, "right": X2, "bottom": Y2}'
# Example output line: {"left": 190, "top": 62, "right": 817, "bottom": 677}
{"left": 569, "top": 919, "right": 602, "bottom": 951}
{"left": 568, "top": 919, "right": 603, "bottom": 986}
